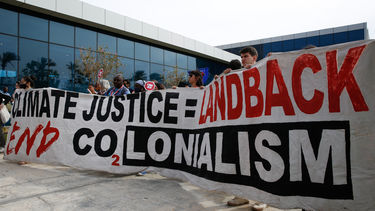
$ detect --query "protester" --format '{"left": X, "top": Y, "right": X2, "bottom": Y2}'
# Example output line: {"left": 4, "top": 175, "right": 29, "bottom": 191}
{"left": 20, "top": 76, "right": 35, "bottom": 90}
{"left": 99, "top": 79, "right": 110, "bottom": 94}
{"left": 223, "top": 46, "right": 258, "bottom": 75}
{"left": 12, "top": 81, "right": 20, "bottom": 102}
{"left": 228, "top": 59, "right": 242, "bottom": 70}
{"left": 104, "top": 75, "right": 130, "bottom": 96}
{"left": 188, "top": 70, "right": 204, "bottom": 89}
{"left": 153, "top": 81, "right": 165, "bottom": 90}
{"left": 214, "top": 59, "right": 242, "bottom": 80}
{"left": 133, "top": 80, "right": 146, "bottom": 93}
{"left": 17, "top": 76, "right": 35, "bottom": 164}
{"left": 123, "top": 79, "right": 134, "bottom": 93}
{"left": 0, "top": 90, "right": 11, "bottom": 153}
{"left": 1, "top": 87, "right": 10, "bottom": 96}
{"left": 177, "top": 80, "right": 189, "bottom": 88}
{"left": 224, "top": 47, "right": 266, "bottom": 211}
{"left": 88, "top": 84, "right": 96, "bottom": 94}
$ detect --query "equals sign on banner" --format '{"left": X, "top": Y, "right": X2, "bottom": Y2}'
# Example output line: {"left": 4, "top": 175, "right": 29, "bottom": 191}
{"left": 185, "top": 99, "right": 197, "bottom": 118}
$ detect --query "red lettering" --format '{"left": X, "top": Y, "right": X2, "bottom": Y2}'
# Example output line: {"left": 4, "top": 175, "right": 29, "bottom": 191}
{"left": 292, "top": 54, "right": 324, "bottom": 114}
{"left": 15, "top": 124, "right": 43, "bottom": 155}
{"left": 326, "top": 45, "right": 368, "bottom": 112}
{"left": 6, "top": 121, "right": 20, "bottom": 155}
{"left": 265, "top": 60, "right": 295, "bottom": 115}
{"left": 36, "top": 121, "right": 60, "bottom": 157}
{"left": 204, "top": 85, "right": 214, "bottom": 123}
{"left": 214, "top": 78, "right": 226, "bottom": 121}
{"left": 226, "top": 74, "right": 243, "bottom": 120}
{"left": 199, "top": 90, "right": 207, "bottom": 124}
{"left": 243, "top": 67, "right": 263, "bottom": 117}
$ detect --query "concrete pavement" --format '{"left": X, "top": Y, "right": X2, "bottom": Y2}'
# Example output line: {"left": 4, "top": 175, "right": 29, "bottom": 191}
{"left": 0, "top": 153, "right": 301, "bottom": 211}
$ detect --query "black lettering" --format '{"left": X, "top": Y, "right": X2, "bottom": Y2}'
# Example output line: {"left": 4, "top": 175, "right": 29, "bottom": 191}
{"left": 127, "top": 93, "right": 139, "bottom": 122}
{"left": 140, "top": 92, "right": 145, "bottom": 122}
{"left": 73, "top": 128, "right": 94, "bottom": 155}
{"left": 12, "top": 92, "right": 19, "bottom": 117}
{"left": 164, "top": 92, "right": 179, "bottom": 124}
{"left": 97, "top": 96, "right": 112, "bottom": 121}
{"left": 39, "top": 90, "right": 50, "bottom": 118}
{"left": 94, "top": 129, "right": 117, "bottom": 157}
{"left": 147, "top": 91, "right": 163, "bottom": 123}
{"left": 51, "top": 89, "right": 65, "bottom": 118}
{"left": 111, "top": 96, "right": 125, "bottom": 122}
{"left": 64, "top": 91, "right": 78, "bottom": 119}
{"left": 83, "top": 95, "right": 99, "bottom": 121}
{"left": 22, "top": 91, "right": 28, "bottom": 117}
{"left": 27, "top": 91, "right": 39, "bottom": 117}
{"left": 16, "top": 93, "right": 22, "bottom": 117}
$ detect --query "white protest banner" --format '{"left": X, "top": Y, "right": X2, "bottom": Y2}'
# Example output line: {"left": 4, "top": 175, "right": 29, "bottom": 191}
{"left": 4, "top": 40, "right": 375, "bottom": 210}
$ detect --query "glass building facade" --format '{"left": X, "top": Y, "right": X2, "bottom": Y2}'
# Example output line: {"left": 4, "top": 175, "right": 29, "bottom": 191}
{"left": 220, "top": 23, "right": 369, "bottom": 60}
{"left": 0, "top": 3, "right": 227, "bottom": 94}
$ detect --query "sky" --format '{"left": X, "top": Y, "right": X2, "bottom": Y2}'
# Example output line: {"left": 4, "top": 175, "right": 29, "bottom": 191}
{"left": 81, "top": 0, "right": 374, "bottom": 46}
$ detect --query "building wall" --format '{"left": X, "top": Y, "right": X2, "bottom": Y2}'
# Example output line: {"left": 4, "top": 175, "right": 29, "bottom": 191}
{"left": 0, "top": 2, "right": 231, "bottom": 93}
{"left": 218, "top": 23, "right": 369, "bottom": 60}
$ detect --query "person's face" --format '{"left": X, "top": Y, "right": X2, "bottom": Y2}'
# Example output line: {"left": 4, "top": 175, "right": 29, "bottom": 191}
{"left": 94, "top": 82, "right": 101, "bottom": 90}
{"left": 124, "top": 81, "right": 130, "bottom": 88}
{"left": 241, "top": 52, "right": 256, "bottom": 66}
{"left": 188, "top": 74, "right": 196, "bottom": 85}
{"left": 113, "top": 77, "right": 123, "bottom": 88}
{"left": 20, "top": 78, "right": 29, "bottom": 89}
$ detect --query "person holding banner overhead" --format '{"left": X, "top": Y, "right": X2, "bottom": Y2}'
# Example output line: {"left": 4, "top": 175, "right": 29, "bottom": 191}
{"left": 104, "top": 74, "right": 130, "bottom": 96}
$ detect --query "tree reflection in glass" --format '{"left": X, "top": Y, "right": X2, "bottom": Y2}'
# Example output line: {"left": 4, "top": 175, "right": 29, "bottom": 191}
{"left": 22, "top": 57, "right": 59, "bottom": 88}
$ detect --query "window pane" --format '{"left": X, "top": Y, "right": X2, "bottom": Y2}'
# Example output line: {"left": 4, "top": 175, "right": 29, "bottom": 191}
{"left": 98, "top": 33, "right": 116, "bottom": 54}
{"left": 0, "top": 34, "right": 18, "bottom": 93}
{"left": 334, "top": 32, "right": 348, "bottom": 44}
{"left": 118, "top": 38, "right": 134, "bottom": 58}
{"left": 134, "top": 60, "right": 149, "bottom": 80}
{"left": 76, "top": 27, "right": 97, "bottom": 50}
{"left": 150, "top": 63, "right": 164, "bottom": 83}
{"left": 164, "top": 65, "right": 185, "bottom": 87}
{"left": 177, "top": 54, "right": 187, "bottom": 69}
{"left": 271, "top": 41, "right": 282, "bottom": 52}
{"left": 348, "top": 29, "right": 364, "bottom": 41}
{"left": 118, "top": 57, "right": 134, "bottom": 84}
{"left": 283, "top": 40, "right": 294, "bottom": 51}
{"left": 135, "top": 43, "right": 149, "bottom": 61}
{"left": 19, "top": 38, "right": 48, "bottom": 87}
{"left": 151, "top": 47, "right": 163, "bottom": 64}
{"left": 74, "top": 48, "right": 91, "bottom": 92}
{"left": 178, "top": 68, "right": 188, "bottom": 82}
{"left": 187, "top": 56, "right": 196, "bottom": 70}
{"left": 306, "top": 36, "right": 319, "bottom": 47}
{"left": 49, "top": 44, "right": 74, "bottom": 91}
{"left": 20, "top": 14, "right": 48, "bottom": 41}
{"left": 319, "top": 34, "right": 333, "bottom": 46}
{"left": 263, "top": 43, "right": 272, "bottom": 57}
{"left": 294, "top": 38, "right": 306, "bottom": 50}
{"left": 0, "top": 8, "right": 17, "bottom": 35}
{"left": 50, "top": 21, "right": 74, "bottom": 46}
{"left": 164, "top": 50, "right": 176, "bottom": 66}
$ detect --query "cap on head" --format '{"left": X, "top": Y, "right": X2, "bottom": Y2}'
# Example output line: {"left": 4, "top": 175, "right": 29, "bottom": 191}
{"left": 135, "top": 80, "right": 145, "bottom": 87}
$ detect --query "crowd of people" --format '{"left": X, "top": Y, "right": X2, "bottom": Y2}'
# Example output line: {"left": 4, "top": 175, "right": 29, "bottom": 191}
{"left": 0, "top": 45, "right": 269, "bottom": 210}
